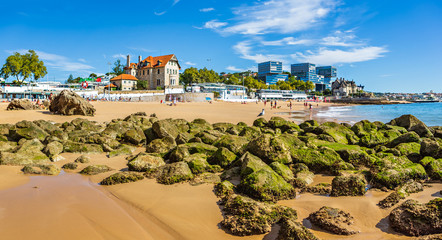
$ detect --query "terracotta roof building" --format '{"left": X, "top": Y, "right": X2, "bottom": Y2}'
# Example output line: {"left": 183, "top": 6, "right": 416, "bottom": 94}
{"left": 110, "top": 74, "right": 138, "bottom": 91}
{"left": 124, "top": 54, "right": 181, "bottom": 90}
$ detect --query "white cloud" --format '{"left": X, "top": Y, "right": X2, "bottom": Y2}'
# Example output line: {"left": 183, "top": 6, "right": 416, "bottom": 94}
{"left": 203, "top": 20, "right": 228, "bottom": 29}
{"left": 261, "top": 37, "right": 313, "bottom": 46}
{"left": 154, "top": 11, "right": 166, "bottom": 16}
{"left": 226, "top": 66, "right": 245, "bottom": 72}
{"left": 184, "top": 61, "right": 196, "bottom": 66}
{"left": 292, "top": 46, "right": 388, "bottom": 65}
{"left": 200, "top": 8, "right": 215, "bottom": 12}
{"left": 7, "top": 49, "right": 95, "bottom": 72}
{"left": 112, "top": 54, "right": 126, "bottom": 59}
{"left": 222, "top": 0, "right": 338, "bottom": 35}
{"left": 320, "top": 30, "right": 360, "bottom": 47}
{"left": 172, "top": 0, "right": 180, "bottom": 6}
{"left": 78, "top": 58, "right": 86, "bottom": 63}
{"left": 233, "top": 41, "right": 287, "bottom": 63}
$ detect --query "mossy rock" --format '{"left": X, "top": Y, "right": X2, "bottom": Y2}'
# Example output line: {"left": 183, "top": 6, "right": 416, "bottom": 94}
{"left": 185, "top": 142, "right": 218, "bottom": 156}
{"left": 63, "top": 141, "right": 103, "bottom": 153}
{"left": 220, "top": 194, "right": 297, "bottom": 236}
{"left": 387, "top": 132, "right": 421, "bottom": 148}
{"left": 108, "top": 144, "right": 136, "bottom": 158}
{"left": 186, "top": 154, "right": 219, "bottom": 174}
{"left": 359, "top": 129, "right": 401, "bottom": 147}
{"left": 152, "top": 118, "right": 189, "bottom": 139}
{"left": 268, "top": 116, "right": 300, "bottom": 132}
{"left": 194, "top": 131, "right": 218, "bottom": 145}
{"left": 293, "top": 170, "right": 314, "bottom": 188}
{"left": 337, "top": 149, "right": 373, "bottom": 167}
{"left": 0, "top": 140, "right": 50, "bottom": 165}
{"left": 299, "top": 120, "right": 319, "bottom": 130}
{"left": 44, "top": 141, "right": 64, "bottom": 157}
{"left": 420, "top": 139, "right": 440, "bottom": 158}
{"left": 123, "top": 127, "right": 146, "bottom": 146}
{"left": 330, "top": 174, "right": 367, "bottom": 196}
{"left": 252, "top": 118, "right": 268, "bottom": 128}
{"left": 239, "top": 126, "right": 262, "bottom": 140}
{"left": 0, "top": 141, "right": 17, "bottom": 152}
{"left": 373, "top": 160, "right": 427, "bottom": 189}
{"left": 351, "top": 120, "right": 378, "bottom": 137}
{"left": 100, "top": 172, "right": 144, "bottom": 185}
{"left": 291, "top": 147, "right": 343, "bottom": 173}
{"left": 308, "top": 206, "right": 359, "bottom": 235}
{"left": 190, "top": 172, "right": 221, "bottom": 186}
{"left": 246, "top": 134, "right": 292, "bottom": 164}
{"left": 270, "top": 162, "right": 294, "bottom": 182}
{"left": 277, "top": 217, "right": 319, "bottom": 240}
{"left": 389, "top": 114, "right": 433, "bottom": 138}
{"left": 314, "top": 122, "right": 359, "bottom": 145}
{"left": 80, "top": 165, "right": 113, "bottom": 175}
{"left": 10, "top": 120, "right": 49, "bottom": 141}
{"left": 420, "top": 157, "right": 441, "bottom": 180}
{"left": 239, "top": 168, "right": 296, "bottom": 202}
{"left": 62, "top": 162, "right": 78, "bottom": 170}
{"left": 208, "top": 147, "right": 237, "bottom": 168}
{"left": 239, "top": 152, "right": 273, "bottom": 177}
{"left": 157, "top": 162, "right": 194, "bottom": 185}
{"left": 22, "top": 164, "right": 60, "bottom": 175}
{"left": 189, "top": 118, "right": 213, "bottom": 133}
{"left": 33, "top": 120, "right": 61, "bottom": 134}
{"left": 214, "top": 180, "right": 235, "bottom": 199}
{"left": 75, "top": 155, "right": 91, "bottom": 163}
{"left": 127, "top": 152, "right": 165, "bottom": 172}
{"left": 168, "top": 144, "right": 191, "bottom": 162}
{"left": 146, "top": 136, "right": 176, "bottom": 156}
{"left": 214, "top": 135, "right": 248, "bottom": 155}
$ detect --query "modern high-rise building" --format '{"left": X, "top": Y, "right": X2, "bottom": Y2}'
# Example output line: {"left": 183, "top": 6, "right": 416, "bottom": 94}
{"left": 290, "top": 63, "right": 319, "bottom": 83}
{"left": 258, "top": 61, "right": 288, "bottom": 85}
{"left": 316, "top": 66, "right": 337, "bottom": 85}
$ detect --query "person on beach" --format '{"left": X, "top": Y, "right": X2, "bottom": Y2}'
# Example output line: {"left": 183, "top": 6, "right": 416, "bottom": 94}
{"left": 289, "top": 101, "right": 292, "bottom": 111}
{"left": 274, "top": 101, "right": 277, "bottom": 109}
{"left": 270, "top": 101, "right": 273, "bottom": 109}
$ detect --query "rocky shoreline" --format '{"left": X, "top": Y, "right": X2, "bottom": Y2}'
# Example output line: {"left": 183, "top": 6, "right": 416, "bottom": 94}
{"left": 0, "top": 110, "right": 441, "bottom": 239}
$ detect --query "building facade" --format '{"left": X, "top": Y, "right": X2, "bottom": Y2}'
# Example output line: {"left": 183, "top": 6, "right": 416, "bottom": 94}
{"left": 124, "top": 54, "right": 181, "bottom": 90}
{"left": 332, "top": 78, "right": 364, "bottom": 97}
{"left": 291, "top": 63, "right": 318, "bottom": 83}
{"left": 110, "top": 74, "right": 138, "bottom": 91}
{"left": 316, "top": 66, "right": 337, "bottom": 85}
{"left": 258, "top": 61, "right": 288, "bottom": 85}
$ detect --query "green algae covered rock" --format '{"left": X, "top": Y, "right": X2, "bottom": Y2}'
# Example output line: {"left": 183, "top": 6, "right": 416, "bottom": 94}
{"left": 268, "top": 116, "right": 300, "bottom": 132}
{"left": 63, "top": 141, "right": 103, "bottom": 153}
{"left": 10, "top": 120, "right": 49, "bottom": 141}
{"left": 123, "top": 127, "right": 146, "bottom": 146}
{"left": 108, "top": 144, "right": 136, "bottom": 158}
{"left": 100, "top": 172, "right": 144, "bottom": 185}
{"left": 214, "top": 180, "right": 235, "bottom": 199}
{"left": 277, "top": 217, "right": 319, "bottom": 240}
{"left": 220, "top": 194, "right": 297, "bottom": 236}
{"left": 80, "top": 165, "right": 113, "bottom": 175}
{"left": 75, "top": 155, "right": 91, "bottom": 163}
{"left": 146, "top": 136, "right": 176, "bottom": 156}
{"left": 186, "top": 142, "right": 218, "bottom": 155}
{"left": 208, "top": 147, "right": 237, "bottom": 168}
{"left": 186, "top": 153, "right": 220, "bottom": 174}
{"left": 378, "top": 180, "right": 424, "bottom": 208}
{"left": 253, "top": 118, "right": 268, "bottom": 128}
{"left": 127, "top": 152, "right": 165, "bottom": 172}
{"left": 331, "top": 174, "right": 367, "bottom": 196}
{"left": 214, "top": 135, "right": 248, "bottom": 155}
{"left": 157, "top": 161, "right": 194, "bottom": 184}
{"left": 22, "top": 164, "right": 60, "bottom": 175}
{"left": 168, "top": 144, "right": 191, "bottom": 162}
{"left": 293, "top": 169, "right": 315, "bottom": 188}
{"left": 389, "top": 114, "right": 433, "bottom": 138}
{"left": 247, "top": 134, "right": 292, "bottom": 164}
{"left": 44, "top": 141, "right": 64, "bottom": 158}
{"left": 152, "top": 118, "right": 189, "bottom": 139}
{"left": 239, "top": 168, "right": 295, "bottom": 202}
{"left": 389, "top": 198, "right": 442, "bottom": 236}
{"left": 387, "top": 132, "right": 421, "bottom": 148}
{"left": 62, "top": 162, "right": 78, "bottom": 170}
{"left": 291, "top": 146, "right": 343, "bottom": 173}
{"left": 420, "top": 138, "right": 440, "bottom": 158}
{"left": 420, "top": 156, "right": 442, "bottom": 180}
{"left": 269, "top": 162, "right": 294, "bottom": 182}
{"left": 0, "top": 139, "right": 50, "bottom": 165}
{"left": 0, "top": 141, "right": 17, "bottom": 152}
{"left": 313, "top": 122, "right": 359, "bottom": 145}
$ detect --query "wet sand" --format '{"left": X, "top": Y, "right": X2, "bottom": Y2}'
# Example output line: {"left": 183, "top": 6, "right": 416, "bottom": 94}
{"left": 0, "top": 100, "right": 333, "bottom": 125}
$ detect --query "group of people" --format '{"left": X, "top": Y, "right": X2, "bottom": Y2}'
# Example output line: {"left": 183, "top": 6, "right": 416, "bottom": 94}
{"left": 263, "top": 100, "right": 281, "bottom": 109}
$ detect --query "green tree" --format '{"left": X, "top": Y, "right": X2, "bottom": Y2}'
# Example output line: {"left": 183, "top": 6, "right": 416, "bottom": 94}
{"left": 137, "top": 80, "right": 149, "bottom": 90}
{"left": 0, "top": 50, "right": 47, "bottom": 84}
{"left": 323, "top": 89, "right": 332, "bottom": 96}
{"left": 199, "top": 67, "right": 220, "bottom": 83}
{"left": 66, "top": 74, "right": 74, "bottom": 83}
{"left": 112, "top": 59, "right": 125, "bottom": 75}
{"left": 224, "top": 75, "right": 239, "bottom": 85}
{"left": 89, "top": 73, "right": 97, "bottom": 78}
{"left": 180, "top": 67, "right": 200, "bottom": 85}
{"left": 305, "top": 81, "right": 315, "bottom": 91}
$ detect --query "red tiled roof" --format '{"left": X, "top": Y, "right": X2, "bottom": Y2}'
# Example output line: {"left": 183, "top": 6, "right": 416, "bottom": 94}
{"left": 110, "top": 74, "right": 138, "bottom": 81}
{"left": 105, "top": 83, "right": 117, "bottom": 88}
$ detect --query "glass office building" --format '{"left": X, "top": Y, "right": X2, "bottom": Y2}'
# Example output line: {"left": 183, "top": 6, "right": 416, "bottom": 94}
{"left": 290, "top": 63, "right": 319, "bottom": 83}
{"left": 316, "top": 66, "right": 337, "bottom": 85}
{"left": 258, "top": 61, "right": 288, "bottom": 85}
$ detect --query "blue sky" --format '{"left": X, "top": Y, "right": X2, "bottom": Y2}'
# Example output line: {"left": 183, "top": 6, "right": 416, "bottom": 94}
{"left": 0, "top": 0, "right": 441, "bottom": 93}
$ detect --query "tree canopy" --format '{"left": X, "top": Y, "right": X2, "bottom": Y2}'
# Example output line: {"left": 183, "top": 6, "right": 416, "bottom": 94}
{"left": 180, "top": 67, "right": 221, "bottom": 85}
{"left": 0, "top": 50, "right": 47, "bottom": 83}
{"left": 112, "top": 59, "right": 125, "bottom": 75}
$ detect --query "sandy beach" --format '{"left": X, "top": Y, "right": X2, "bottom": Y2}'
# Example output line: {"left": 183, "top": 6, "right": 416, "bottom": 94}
{"left": 0, "top": 100, "right": 334, "bottom": 125}
{"left": 0, "top": 101, "right": 440, "bottom": 240}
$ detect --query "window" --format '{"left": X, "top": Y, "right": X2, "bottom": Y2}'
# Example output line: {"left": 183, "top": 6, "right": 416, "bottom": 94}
{"left": 143, "top": 70, "right": 145, "bottom": 75}
{"left": 147, "top": 69, "right": 149, "bottom": 75}
{"left": 158, "top": 69, "right": 160, "bottom": 74}
{"left": 167, "top": 68, "right": 169, "bottom": 74}
{"left": 157, "top": 79, "right": 161, "bottom": 85}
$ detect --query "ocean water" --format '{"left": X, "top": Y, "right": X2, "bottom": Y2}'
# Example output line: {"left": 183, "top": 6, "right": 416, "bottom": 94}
{"left": 316, "top": 102, "right": 442, "bottom": 126}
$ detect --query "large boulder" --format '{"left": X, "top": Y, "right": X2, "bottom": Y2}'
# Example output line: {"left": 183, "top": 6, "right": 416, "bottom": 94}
{"left": 387, "top": 132, "right": 421, "bottom": 148}
{"left": 49, "top": 90, "right": 96, "bottom": 116}
{"left": 152, "top": 119, "right": 189, "bottom": 139}
{"left": 308, "top": 206, "right": 359, "bottom": 235}
{"left": 156, "top": 162, "right": 194, "bottom": 184}
{"left": 208, "top": 147, "right": 237, "bottom": 168}
{"left": 291, "top": 147, "right": 343, "bottom": 173}
{"left": 389, "top": 114, "right": 432, "bottom": 137}
{"left": 6, "top": 99, "right": 36, "bottom": 110}
{"left": 10, "top": 120, "right": 49, "bottom": 141}
{"left": 420, "top": 139, "right": 440, "bottom": 158}
{"left": 220, "top": 194, "right": 297, "bottom": 236}
{"left": 389, "top": 198, "right": 442, "bottom": 236}
{"left": 378, "top": 180, "right": 424, "bottom": 208}
{"left": 22, "top": 164, "right": 60, "bottom": 175}
{"left": 127, "top": 152, "right": 165, "bottom": 172}
{"left": 246, "top": 134, "right": 292, "bottom": 164}
{"left": 80, "top": 165, "right": 113, "bottom": 175}
{"left": 214, "top": 135, "right": 249, "bottom": 155}
{"left": 420, "top": 157, "right": 442, "bottom": 180}
{"left": 277, "top": 217, "right": 319, "bottom": 240}
{"left": 267, "top": 116, "right": 300, "bottom": 132}
{"left": 0, "top": 139, "right": 50, "bottom": 165}
{"left": 330, "top": 174, "right": 367, "bottom": 196}
{"left": 145, "top": 136, "right": 176, "bottom": 156}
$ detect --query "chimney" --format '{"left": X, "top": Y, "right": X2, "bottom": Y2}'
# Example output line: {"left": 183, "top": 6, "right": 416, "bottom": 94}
{"left": 126, "top": 55, "right": 130, "bottom": 68}
{"left": 138, "top": 56, "right": 142, "bottom": 64}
